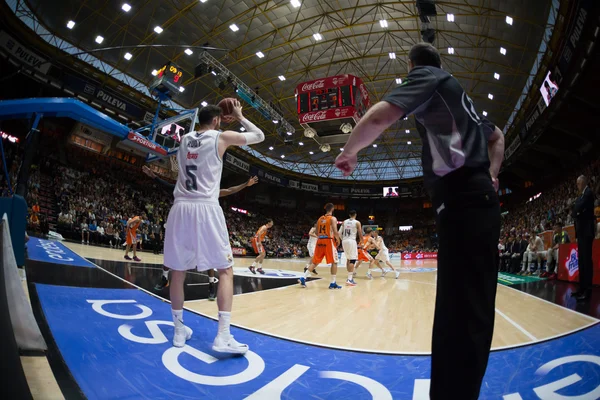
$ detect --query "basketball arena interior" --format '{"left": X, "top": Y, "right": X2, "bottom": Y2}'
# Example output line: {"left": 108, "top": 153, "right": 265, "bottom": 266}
{"left": 1, "top": 0, "right": 600, "bottom": 399}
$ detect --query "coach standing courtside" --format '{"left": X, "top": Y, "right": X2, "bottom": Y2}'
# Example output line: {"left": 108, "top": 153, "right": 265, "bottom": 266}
{"left": 335, "top": 43, "right": 504, "bottom": 399}
{"left": 572, "top": 175, "right": 596, "bottom": 301}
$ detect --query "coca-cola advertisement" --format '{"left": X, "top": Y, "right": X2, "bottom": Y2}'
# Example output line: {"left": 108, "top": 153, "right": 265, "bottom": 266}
{"left": 296, "top": 75, "right": 361, "bottom": 94}
{"left": 299, "top": 107, "right": 355, "bottom": 123}
{"left": 401, "top": 252, "right": 438, "bottom": 260}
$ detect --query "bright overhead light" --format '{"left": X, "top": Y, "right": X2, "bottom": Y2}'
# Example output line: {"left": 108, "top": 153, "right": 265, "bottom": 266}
{"left": 256, "top": 51, "right": 265, "bottom": 58}
{"left": 340, "top": 148, "right": 344, "bottom": 151}
{"left": 124, "top": 52, "right": 132, "bottom": 60}
{"left": 184, "top": 48, "right": 193, "bottom": 55}
{"left": 240, "top": 127, "right": 246, "bottom": 131}
{"left": 269, "top": 146, "right": 274, "bottom": 150}
{"left": 273, "top": 120, "right": 279, "bottom": 124}
{"left": 404, "top": 116, "right": 408, "bottom": 120}
{"left": 482, "top": 111, "right": 488, "bottom": 117}
{"left": 154, "top": 26, "right": 163, "bottom": 34}
{"left": 291, "top": 0, "right": 301, "bottom": 8}
{"left": 286, "top": 132, "right": 292, "bottom": 136}
{"left": 488, "top": 93, "right": 494, "bottom": 100}
{"left": 313, "top": 33, "right": 322, "bottom": 41}
{"left": 407, "top": 141, "right": 412, "bottom": 145}
{"left": 389, "top": 52, "right": 396, "bottom": 59}
{"left": 379, "top": 20, "right": 388, "bottom": 28}
{"left": 199, "top": 0, "right": 207, "bottom": 3}
{"left": 309, "top": 151, "right": 314, "bottom": 155}
{"left": 448, "top": 47, "right": 455, "bottom": 54}
{"left": 447, "top": 13, "right": 455, "bottom": 22}
{"left": 506, "top": 16, "right": 513, "bottom": 25}
{"left": 122, "top": 3, "right": 131, "bottom": 12}
{"left": 396, "top": 78, "right": 402, "bottom": 84}
{"left": 201, "top": 101, "right": 208, "bottom": 107}
{"left": 278, "top": 75, "right": 286, "bottom": 81}
{"left": 500, "top": 47, "right": 507, "bottom": 55}
{"left": 373, "top": 144, "right": 377, "bottom": 148}
{"left": 494, "top": 72, "right": 500, "bottom": 80}
{"left": 299, "top": 142, "right": 304, "bottom": 146}
{"left": 151, "top": 70, "right": 158, "bottom": 76}
{"left": 211, "top": 70, "right": 217, "bottom": 76}
{"left": 67, "top": 20, "right": 75, "bottom": 29}
{"left": 95, "top": 35, "right": 104, "bottom": 44}
{"left": 405, "top": 129, "right": 410, "bottom": 133}
{"left": 179, "top": 86, "right": 185, "bottom": 92}
{"left": 229, "top": 24, "right": 239, "bottom": 32}
{"left": 281, "top": 155, "right": 285, "bottom": 158}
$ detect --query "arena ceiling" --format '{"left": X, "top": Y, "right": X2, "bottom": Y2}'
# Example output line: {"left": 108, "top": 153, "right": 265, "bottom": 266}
{"left": 22, "top": 0, "right": 553, "bottom": 181}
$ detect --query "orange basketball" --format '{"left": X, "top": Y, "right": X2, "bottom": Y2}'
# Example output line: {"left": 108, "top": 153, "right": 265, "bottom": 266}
{"left": 217, "top": 98, "right": 237, "bottom": 119}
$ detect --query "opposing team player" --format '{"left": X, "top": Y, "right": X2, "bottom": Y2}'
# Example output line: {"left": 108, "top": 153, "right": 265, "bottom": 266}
{"left": 124, "top": 214, "right": 144, "bottom": 261}
{"left": 341, "top": 210, "right": 362, "bottom": 286}
{"left": 354, "top": 227, "right": 376, "bottom": 276}
{"left": 249, "top": 219, "right": 274, "bottom": 274}
{"left": 304, "top": 226, "right": 319, "bottom": 275}
{"left": 164, "top": 100, "right": 264, "bottom": 351}
{"left": 300, "top": 203, "right": 342, "bottom": 289}
{"left": 371, "top": 229, "right": 400, "bottom": 278}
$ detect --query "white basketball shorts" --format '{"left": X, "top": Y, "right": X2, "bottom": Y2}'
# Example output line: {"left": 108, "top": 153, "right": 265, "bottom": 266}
{"left": 307, "top": 239, "right": 317, "bottom": 257}
{"left": 164, "top": 200, "right": 234, "bottom": 272}
{"left": 342, "top": 239, "right": 358, "bottom": 260}
{"left": 376, "top": 248, "right": 390, "bottom": 262}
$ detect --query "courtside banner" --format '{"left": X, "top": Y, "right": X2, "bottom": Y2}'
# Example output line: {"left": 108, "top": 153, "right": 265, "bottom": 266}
{"left": 225, "top": 153, "right": 250, "bottom": 172}
{"left": 232, "top": 247, "right": 246, "bottom": 256}
{"left": 401, "top": 252, "right": 438, "bottom": 260}
{"left": 36, "top": 283, "right": 600, "bottom": 399}
{"left": 26, "top": 238, "right": 95, "bottom": 268}
{"left": 557, "top": 240, "right": 600, "bottom": 284}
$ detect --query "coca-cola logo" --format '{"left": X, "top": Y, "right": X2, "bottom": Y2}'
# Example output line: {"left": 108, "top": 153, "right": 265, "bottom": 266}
{"left": 301, "top": 111, "right": 328, "bottom": 122}
{"left": 359, "top": 84, "right": 368, "bottom": 100}
{"left": 301, "top": 80, "right": 325, "bottom": 92}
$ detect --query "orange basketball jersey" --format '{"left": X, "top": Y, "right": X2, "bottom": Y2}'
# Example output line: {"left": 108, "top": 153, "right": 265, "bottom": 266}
{"left": 316, "top": 215, "right": 333, "bottom": 238}
{"left": 254, "top": 225, "right": 267, "bottom": 242}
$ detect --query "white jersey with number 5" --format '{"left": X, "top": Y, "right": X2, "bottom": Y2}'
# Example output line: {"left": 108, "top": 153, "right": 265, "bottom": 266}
{"left": 342, "top": 219, "right": 359, "bottom": 241}
{"left": 173, "top": 130, "right": 222, "bottom": 202}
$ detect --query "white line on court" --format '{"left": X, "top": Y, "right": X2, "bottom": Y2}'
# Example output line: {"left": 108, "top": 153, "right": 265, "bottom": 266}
{"left": 495, "top": 308, "right": 537, "bottom": 341}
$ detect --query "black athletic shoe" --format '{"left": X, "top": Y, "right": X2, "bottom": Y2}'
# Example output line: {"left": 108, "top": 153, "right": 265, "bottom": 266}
{"left": 154, "top": 275, "right": 169, "bottom": 291}
{"left": 208, "top": 283, "right": 216, "bottom": 301}
{"left": 304, "top": 267, "right": 318, "bottom": 275}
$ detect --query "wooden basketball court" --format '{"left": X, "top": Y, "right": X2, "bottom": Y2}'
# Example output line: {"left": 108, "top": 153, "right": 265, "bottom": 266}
{"left": 64, "top": 243, "right": 598, "bottom": 354}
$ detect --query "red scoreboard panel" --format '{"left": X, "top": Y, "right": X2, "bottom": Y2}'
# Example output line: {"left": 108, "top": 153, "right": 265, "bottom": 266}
{"left": 295, "top": 75, "right": 371, "bottom": 134}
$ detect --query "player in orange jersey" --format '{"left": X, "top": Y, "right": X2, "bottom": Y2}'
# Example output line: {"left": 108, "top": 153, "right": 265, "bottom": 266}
{"left": 354, "top": 227, "right": 376, "bottom": 277}
{"left": 299, "top": 203, "right": 342, "bottom": 289}
{"left": 124, "top": 214, "right": 145, "bottom": 262}
{"left": 249, "top": 219, "right": 274, "bottom": 274}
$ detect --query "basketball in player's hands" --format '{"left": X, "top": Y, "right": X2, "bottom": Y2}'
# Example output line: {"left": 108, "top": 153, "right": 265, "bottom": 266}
{"left": 218, "top": 98, "right": 237, "bottom": 123}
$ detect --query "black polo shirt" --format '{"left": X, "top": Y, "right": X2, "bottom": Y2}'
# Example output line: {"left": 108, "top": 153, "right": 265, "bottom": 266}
{"left": 383, "top": 66, "right": 497, "bottom": 198}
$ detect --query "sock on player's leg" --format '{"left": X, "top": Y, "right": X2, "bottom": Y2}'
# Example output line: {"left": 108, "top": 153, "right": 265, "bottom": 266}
{"left": 331, "top": 275, "right": 336, "bottom": 284}
{"left": 172, "top": 309, "right": 183, "bottom": 328}
{"left": 347, "top": 273, "right": 353, "bottom": 281}
{"left": 304, "top": 268, "right": 311, "bottom": 278}
{"left": 217, "top": 311, "right": 231, "bottom": 338}
{"left": 251, "top": 262, "right": 256, "bottom": 267}
{"left": 162, "top": 269, "right": 169, "bottom": 279}
{"left": 208, "top": 276, "right": 215, "bottom": 283}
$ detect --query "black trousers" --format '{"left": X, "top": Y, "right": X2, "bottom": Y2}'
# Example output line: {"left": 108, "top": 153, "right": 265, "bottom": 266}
{"left": 576, "top": 226, "right": 595, "bottom": 292}
{"left": 430, "top": 171, "right": 500, "bottom": 400}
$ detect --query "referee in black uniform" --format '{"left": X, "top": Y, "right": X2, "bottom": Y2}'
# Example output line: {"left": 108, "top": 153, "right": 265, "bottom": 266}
{"left": 336, "top": 43, "right": 504, "bottom": 399}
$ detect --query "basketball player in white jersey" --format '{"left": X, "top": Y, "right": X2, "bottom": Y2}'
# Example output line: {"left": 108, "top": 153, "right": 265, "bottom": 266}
{"left": 371, "top": 230, "right": 400, "bottom": 278}
{"left": 304, "top": 226, "right": 319, "bottom": 275}
{"left": 164, "top": 100, "right": 264, "bottom": 351}
{"left": 341, "top": 210, "right": 362, "bottom": 286}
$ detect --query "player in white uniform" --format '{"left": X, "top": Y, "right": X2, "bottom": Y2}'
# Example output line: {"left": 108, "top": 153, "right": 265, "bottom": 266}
{"left": 340, "top": 210, "right": 363, "bottom": 286}
{"left": 164, "top": 101, "right": 264, "bottom": 351}
{"left": 371, "top": 230, "right": 400, "bottom": 278}
{"left": 304, "top": 227, "right": 319, "bottom": 275}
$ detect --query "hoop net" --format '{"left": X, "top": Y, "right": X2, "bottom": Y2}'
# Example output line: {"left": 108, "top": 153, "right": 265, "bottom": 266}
{"left": 169, "top": 155, "right": 179, "bottom": 174}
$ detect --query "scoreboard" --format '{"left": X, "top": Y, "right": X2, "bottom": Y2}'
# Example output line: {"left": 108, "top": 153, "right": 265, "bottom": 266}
{"left": 149, "top": 62, "right": 185, "bottom": 97}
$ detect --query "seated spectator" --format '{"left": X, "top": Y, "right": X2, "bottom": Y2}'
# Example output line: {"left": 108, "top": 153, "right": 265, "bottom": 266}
{"left": 499, "top": 235, "right": 515, "bottom": 272}
{"left": 80, "top": 218, "right": 90, "bottom": 244}
{"left": 544, "top": 222, "right": 570, "bottom": 279}
{"left": 519, "top": 232, "right": 546, "bottom": 276}
{"left": 88, "top": 220, "right": 99, "bottom": 244}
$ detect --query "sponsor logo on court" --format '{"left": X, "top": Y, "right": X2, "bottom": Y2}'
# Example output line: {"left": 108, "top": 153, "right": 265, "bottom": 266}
{"left": 301, "top": 80, "right": 325, "bottom": 92}
{"left": 27, "top": 238, "right": 95, "bottom": 268}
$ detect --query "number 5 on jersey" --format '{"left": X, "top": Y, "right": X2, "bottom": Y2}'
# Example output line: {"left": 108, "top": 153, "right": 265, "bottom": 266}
{"left": 185, "top": 165, "right": 198, "bottom": 191}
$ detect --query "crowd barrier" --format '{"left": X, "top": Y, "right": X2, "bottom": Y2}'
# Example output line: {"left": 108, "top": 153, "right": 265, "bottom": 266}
{"left": 557, "top": 239, "right": 600, "bottom": 285}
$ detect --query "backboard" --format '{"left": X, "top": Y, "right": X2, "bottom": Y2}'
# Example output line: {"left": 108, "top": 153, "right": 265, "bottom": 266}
{"left": 140, "top": 108, "right": 198, "bottom": 163}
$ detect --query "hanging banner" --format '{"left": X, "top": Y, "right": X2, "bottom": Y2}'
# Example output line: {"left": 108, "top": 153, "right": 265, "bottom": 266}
{"left": 0, "top": 31, "right": 51, "bottom": 74}
{"left": 558, "top": 0, "right": 593, "bottom": 74}
{"left": 504, "top": 135, "right": 521, "bottom": 161}
{"left": 301, "top": 183, "right": 318, "bottom": 192}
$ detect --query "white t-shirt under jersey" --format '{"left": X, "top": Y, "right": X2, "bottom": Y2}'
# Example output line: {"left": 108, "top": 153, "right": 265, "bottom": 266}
{"left": 342, "top": 219, "right": 359, "bottom": 241}
{"left": 173, "top": 130, "right": 222, "bottom": 203}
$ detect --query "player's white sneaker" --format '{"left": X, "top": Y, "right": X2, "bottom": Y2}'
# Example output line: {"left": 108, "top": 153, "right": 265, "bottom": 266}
{"left": 366, "top": 271, "right": 372, "bottom": 279}
{"left": 173, "top": 326, "right": 193, "bottom": 348}
{"left": 381, "top": 270, "right": 388, "bottom": 277}
{"left": 212, "top": 334, "right": 249, "bottom": 355}
{"left": 395, "top": 270, "right": 400, "bottom": 279}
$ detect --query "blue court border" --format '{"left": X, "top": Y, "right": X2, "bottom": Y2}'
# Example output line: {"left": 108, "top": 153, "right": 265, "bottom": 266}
{"left": 35, "top": 283, "right": 600, "bottom": 400}
{"left": 27, "top": 238, "right": 96, "bottom": 268}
